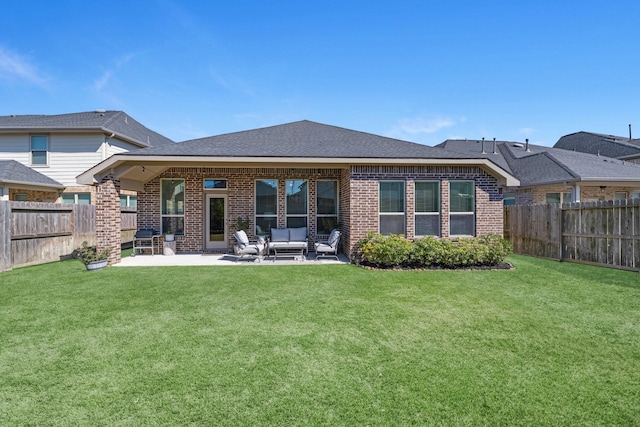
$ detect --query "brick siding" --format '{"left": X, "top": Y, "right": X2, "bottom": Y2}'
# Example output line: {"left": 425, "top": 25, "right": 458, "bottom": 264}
{"left": 96, "top": 175, "right": 121, "bottom": 265}
{"left": 134, "top": 165, "right": 504, "bottom": 260}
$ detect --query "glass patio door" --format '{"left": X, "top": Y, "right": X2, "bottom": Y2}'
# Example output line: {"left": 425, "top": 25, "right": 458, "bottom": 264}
{"left": 205, "top": 194, "right": 227, "bottom": 251}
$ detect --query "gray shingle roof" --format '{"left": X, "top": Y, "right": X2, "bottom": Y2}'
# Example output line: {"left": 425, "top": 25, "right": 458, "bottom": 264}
{"left": 0, "top": 111, "right": 174, "bottom": 147}
{"left": 435, "top": 139, "right": 513, "bottom": 172}
{"left": 0, "top": 160, "right": 64, "bottom": 188}
{"left": 125, "top": 120, "right": 476, "bottom": 159}
{"left": 554, "top": 131, "right": 640, "bottom": 159}
{"left": 437, "top": 138, "right": 640, "bottom": 186}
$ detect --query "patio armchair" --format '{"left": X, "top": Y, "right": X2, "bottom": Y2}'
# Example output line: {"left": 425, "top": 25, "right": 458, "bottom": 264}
{"left": 314, "top": 229, "right": 341, "bottom": 260}
{"left": 233, "top": 230, "right": 266, "bottom": 262}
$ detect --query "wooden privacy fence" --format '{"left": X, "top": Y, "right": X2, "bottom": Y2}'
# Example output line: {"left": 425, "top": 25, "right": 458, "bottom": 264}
{"left": 505, "top": 199, "right": 640, "bottom": 271}
{"left": 0, "top": 201, "right": 137, "bottom": 272}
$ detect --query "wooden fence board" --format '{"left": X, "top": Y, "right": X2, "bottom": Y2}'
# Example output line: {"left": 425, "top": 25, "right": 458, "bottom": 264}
{"left": 506, "top": 200, "right": 640, "bottom": 272}
{"left": 0, "top": 201, "right": 10, "bottom": 272}
{"left": 1, "top": 202, "right": 136, "bottom": 271}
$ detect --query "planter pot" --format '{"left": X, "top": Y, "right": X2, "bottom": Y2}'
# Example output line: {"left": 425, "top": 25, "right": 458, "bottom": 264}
{"left": 86, "top": 259, "right": 108, "bottom": 271}
{"left": 165, "top": 234, "right": 175, "bottom": 242}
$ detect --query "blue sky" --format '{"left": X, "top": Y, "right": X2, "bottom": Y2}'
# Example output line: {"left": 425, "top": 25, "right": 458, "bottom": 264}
{"left": 1, "top": 1, "right": 639, "bottom": 146}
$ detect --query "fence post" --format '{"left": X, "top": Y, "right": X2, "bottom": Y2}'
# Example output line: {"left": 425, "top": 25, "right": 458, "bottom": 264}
{"left": 558, "top": 204, "right": 564, "bottom": 262}
{"left": 0, "top": 201, "right": 11, "bottom": 272}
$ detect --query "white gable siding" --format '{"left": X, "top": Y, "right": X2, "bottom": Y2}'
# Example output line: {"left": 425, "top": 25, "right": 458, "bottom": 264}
{"left": 47, "top": 134, "right": 105, "bottom": 186}
{"left": 0, "top": 132, "right": 141, "bottom": 187}
{"left": 0, "top": 134, "right": 30, "bottom": 164}
{"left": 107, "top": 138, "right": 139, "bottom": 156}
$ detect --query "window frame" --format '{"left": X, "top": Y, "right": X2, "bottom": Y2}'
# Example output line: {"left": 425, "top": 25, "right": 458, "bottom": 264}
{"left": 379, "top": 180, "right": 406, "bottom": 235}
{"left": 62, "top": 193, "right": 92, "bottom": 205}
{"left": 120, "top": 194, "right": 137, "bottom": 208}
{"left": 161, "top": 178, "right": 185, "bottom": 235}
{"left": 316, "top": 180, "right": 339, "bottom": 236}
{"left": 30, "top": 135, "right": 48, "bottom": 166}
{"left": 203, "top": 179, "right": 227, "bottom": 190}
{"left": 546, "top": 191, "right": 572, "bottom": 204}
{"left": 285, "top": 179, "right": 308, "bottom": 229}
{"left": 414, "top": 180, "right": 440, "bottom": 237}
{"left": 449, "top": 180, "right": 475, "bottom": 237}
{"left": 255, "top": 179, "right": 278, "bottom": 235}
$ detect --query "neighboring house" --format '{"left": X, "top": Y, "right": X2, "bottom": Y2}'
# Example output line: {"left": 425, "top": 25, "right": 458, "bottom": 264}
{"left": 554, "top": 131, "right": 640, "bottom": 164}
{"left": 0, "top": 110, "right": 174, "bottom": 205}
{"left": 78, "top": 120, "right": 519, "bottom": 264}
{"left": 436, "top": 138, "right": 640, "bottom": 205}
{"left": 0, "top": 159, "right": 64, "bottom": 201}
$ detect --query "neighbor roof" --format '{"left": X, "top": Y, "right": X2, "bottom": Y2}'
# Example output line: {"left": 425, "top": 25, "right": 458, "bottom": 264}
{"left": 437, "top": 138, "right": 640, "bottom": 186}
{"left": 0, "top": 160, "right": 64, "bottom": 189}
{"left": 554, "top": 131, "right": 640, "bottom": 160}
{"left": 0, "top": 110, "right": 175, "bottom": 148}
{"left": 124, "top": 120, "right": 476, "bottom": 159}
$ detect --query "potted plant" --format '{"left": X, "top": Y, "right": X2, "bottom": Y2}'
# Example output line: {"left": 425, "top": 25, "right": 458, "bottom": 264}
{"left": 165, "top": 229, "right": 175, "bottom": 242}
{"left": 74, "top": 241, "right": 112, "bottom": 271}
{"left": 234, "top": 217, "right": 250, "bottom": 232}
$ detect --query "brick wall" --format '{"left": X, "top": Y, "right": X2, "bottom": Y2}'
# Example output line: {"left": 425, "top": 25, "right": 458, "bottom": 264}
{"left": 347, "top": 165, "right": 504, "bottom": 257}
{"left": 96, "top": 175, "right": 121, "bottom": 265}
{"left": 518, "top": 184, "right": 640, "bottom": 205}
{"left": 137, "top": 167, "right": 343, "bottom": 253}
{"left": 135, "top": 165, "right": 503, "bottom": 259}
{"left": 9, "top": 188, "right": 59, "bottom": 202}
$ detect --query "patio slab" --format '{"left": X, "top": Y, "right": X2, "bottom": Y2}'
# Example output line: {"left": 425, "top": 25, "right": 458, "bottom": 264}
{"left": 115, "top": 252, "right": 349, "bottom": 267}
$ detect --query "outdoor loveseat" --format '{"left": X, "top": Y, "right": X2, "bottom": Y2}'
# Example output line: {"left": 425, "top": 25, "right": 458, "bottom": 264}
{"left": 267, "top": 227, "right": 308, "bottom": 260}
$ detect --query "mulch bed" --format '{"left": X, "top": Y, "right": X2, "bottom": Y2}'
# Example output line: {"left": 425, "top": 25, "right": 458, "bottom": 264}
{"left": 358, "top": 262, "right": 514, "bottom": 271}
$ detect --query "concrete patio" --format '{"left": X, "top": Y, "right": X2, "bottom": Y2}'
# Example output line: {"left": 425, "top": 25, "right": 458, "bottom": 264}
{"left": 115, "top": 252, "right": 350, "bottom": 267}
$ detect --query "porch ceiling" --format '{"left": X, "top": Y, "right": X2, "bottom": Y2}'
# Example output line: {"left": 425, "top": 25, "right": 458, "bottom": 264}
{"left": 77, "top": 155, "right": 520, "bottom": 191}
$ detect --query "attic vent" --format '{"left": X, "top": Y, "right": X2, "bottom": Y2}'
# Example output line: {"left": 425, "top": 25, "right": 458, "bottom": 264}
{"left": 95, "top": 109, "right": 106, "bottom": 113}
{"left": 512, "top": 143, "right": 524, "bottom": 148}
{"left": 125, "top": 116, "right": 128, "bottom": 124}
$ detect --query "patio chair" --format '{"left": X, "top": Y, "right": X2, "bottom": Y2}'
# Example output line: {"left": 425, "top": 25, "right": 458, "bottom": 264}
{"left": 314, "top": 229, "right": 341, "bottom": 260}
{"left": 233, "top": 230, "right": 265, "bottom": 262}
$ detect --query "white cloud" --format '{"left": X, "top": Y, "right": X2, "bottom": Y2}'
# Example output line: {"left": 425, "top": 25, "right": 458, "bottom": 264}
{"left": 518, "top": 127, "right": 536, "bottom": 136}
{"left": 387, "top": 115, "right": 465, "bottom": 140}
{"left": 92, "top": 53, "right": 134, "bottom": 93}
{"left": 0, "top": 46, "right": 48, "bottom": 87}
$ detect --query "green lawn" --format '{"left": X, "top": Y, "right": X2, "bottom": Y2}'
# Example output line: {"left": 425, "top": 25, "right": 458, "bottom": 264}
{"left": 1, "top": 255, "right": 639, "bottom": 426}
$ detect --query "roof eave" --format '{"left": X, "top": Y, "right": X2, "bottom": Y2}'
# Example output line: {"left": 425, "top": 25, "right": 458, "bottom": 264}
{"left": 0, "top": 179, "right": 64, "bottom": 190}
{"left": 0, "top": 127, "right": 150, "bottom": 148}
{"left": 77, "top": 155, "right": 520, "bottom": 187}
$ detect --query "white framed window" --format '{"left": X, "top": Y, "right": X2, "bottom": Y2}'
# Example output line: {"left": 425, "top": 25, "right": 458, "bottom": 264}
{"left": 503, "top": 193, "right": 516, "bottom": 206}
{"left": 62, "top": 193, "right": 91, "bottom": 205}
{"left": 14, "top": 193, "right": 29, "bottom": 201}
{"left": 546, "top": 192, "right": 572, "bottom": 204}
{"left": 379, "top": 181, "right": 405, "bottom": 235}
{"left": 415, "top": 181, "right": 440, "bottom": 237}
{"left": 631, "top": 191, "right": 640, "bottom": 199}
{"left": 286, "top": 179, "right": 308, "bottom": 228}
{"left": 30, "top": 135, "right": 48, "bottom": 166}
{"left": 256, "top": 179, "right": 277, "bottom": 235}
{"left": 316, "top": 180, "right": 339, "bottom": 235}
{"left": 614, "top": 191, "right": 628, "bottom": 200}
{"left": 120, "top": 195, "right": 137, "bottom": 208}
{"left": 204, "top": 179, "right": 227, "bottom": 189}
{"left": 161, "top": 179, "right": 185, "bottom": 235}
{"left": 450, "top": 180, "right": 475, "bottom": 236}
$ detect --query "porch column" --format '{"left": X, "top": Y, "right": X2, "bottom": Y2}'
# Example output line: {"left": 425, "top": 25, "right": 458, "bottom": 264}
{"left": 96, "top": 174, "right": 121, "bottom": 265}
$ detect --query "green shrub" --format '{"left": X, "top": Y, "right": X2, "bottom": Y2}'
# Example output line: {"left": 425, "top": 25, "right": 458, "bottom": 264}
{"left": 358, "top": 233, "right": 512, "bottom": 269}
{"left": 360, "top": 233, "right": 412, "bottom": 268}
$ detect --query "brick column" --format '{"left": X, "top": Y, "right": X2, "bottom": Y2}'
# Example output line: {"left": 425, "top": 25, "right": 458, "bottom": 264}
{"left": 96, "top": 175, "right": 121, "bottom": 265}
